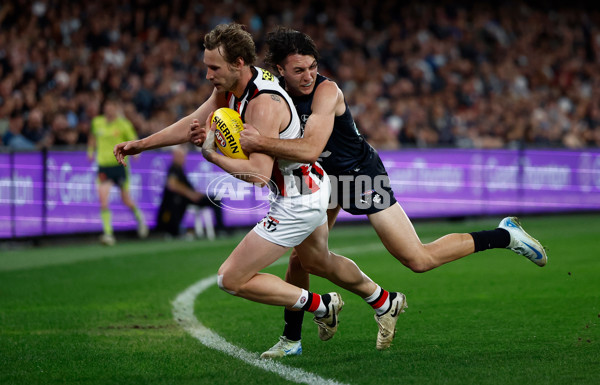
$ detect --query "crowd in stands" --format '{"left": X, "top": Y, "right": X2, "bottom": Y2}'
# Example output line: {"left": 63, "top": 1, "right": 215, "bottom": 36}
{"left": 1, "top": 0, "right": 600, "bottom": 151}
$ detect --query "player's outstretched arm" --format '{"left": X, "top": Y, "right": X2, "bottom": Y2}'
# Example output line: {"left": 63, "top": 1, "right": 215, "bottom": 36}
{"left": 114, "top": 89, "right": 225, "bottom": 166}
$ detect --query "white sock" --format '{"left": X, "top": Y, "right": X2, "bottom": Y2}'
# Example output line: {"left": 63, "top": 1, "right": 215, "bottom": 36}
{"left": 365, "top": 285, "right": 391, "bottom": 316}
{"left": 292, "top": 289, "right": 310, "bottom": 310}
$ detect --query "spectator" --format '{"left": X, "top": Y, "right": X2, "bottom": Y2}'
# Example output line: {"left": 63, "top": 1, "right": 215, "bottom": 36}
{"left": 0, "top": 1, "right": 599, "bottom": 151}
{"left": 3, "top": 113, "right": 35, "bottom": 150}
{"left": 22, "top": 107, "right": 51, "bottom": 148}
{"left": 48, "top": 113, "right": 78, "bottom": 148}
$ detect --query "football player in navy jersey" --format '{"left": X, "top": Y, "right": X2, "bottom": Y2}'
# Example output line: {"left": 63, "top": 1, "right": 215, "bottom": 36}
{"left": 117, "top": 23, "right": 407, "bottom": 353}
{"left": 238, "top": 27, "right": 548, "bottom": 358}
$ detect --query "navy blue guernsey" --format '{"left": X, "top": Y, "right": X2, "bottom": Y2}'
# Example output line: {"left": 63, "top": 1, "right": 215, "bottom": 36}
{"left": 284, "top": 73, "right": 374, "bottom": 175}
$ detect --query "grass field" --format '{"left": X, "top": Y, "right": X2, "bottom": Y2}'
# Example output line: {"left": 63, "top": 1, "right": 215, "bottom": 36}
{"left": 1, "top": 214, "right": 599, "bottom": 385}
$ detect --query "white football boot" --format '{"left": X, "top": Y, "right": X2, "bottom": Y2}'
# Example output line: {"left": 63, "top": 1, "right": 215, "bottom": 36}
{"left": 100, "top": 233, "right": 116, "bottom": 246}
{"left": 498, "top": 217, "right": 547, "bottom": 267}
{"left": 260, "top": 336, "right": 302, "bottom": 359}
{"left": 313, "top": 292, "right": 344, "bottom": 341}
{"left": 374, "top": 292, "right": 407, "bottom": 350}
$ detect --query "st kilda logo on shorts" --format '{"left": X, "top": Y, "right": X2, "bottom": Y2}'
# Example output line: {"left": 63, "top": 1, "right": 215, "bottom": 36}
{"left": 263, "top": 215, "right": 279, "bottom": 232}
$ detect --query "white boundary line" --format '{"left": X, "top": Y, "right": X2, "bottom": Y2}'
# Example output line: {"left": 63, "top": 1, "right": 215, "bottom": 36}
{"left": 171, "top": 243, "right": 385, "bottom": 384}
{"left": 172, "top": 273, "right": 348, "bottom": 385}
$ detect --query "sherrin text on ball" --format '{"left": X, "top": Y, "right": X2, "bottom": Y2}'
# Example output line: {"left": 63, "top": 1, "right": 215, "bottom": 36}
{"left": 211, "top": 108, "right": 248, "bottom": 159}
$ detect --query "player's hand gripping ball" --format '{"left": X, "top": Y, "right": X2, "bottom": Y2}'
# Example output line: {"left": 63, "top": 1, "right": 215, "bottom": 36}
{"left": 211, "top": 108, "right": 248, "bottom": 159}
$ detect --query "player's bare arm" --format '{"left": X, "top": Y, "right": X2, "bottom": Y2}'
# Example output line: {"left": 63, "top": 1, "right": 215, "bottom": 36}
{"left": 203, "top": 93, "right": 284, "bottom": 185}
{"left": 190, "top": 89, "right": 228, "bottom": 146}
{"left": 114, "top": 90, "right": 224, "bottom": 166}
{"left": 240, "top": 80, "right": 341, "bottom": 163}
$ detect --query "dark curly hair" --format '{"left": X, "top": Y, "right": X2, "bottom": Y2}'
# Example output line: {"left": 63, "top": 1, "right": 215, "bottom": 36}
{"left": 204, "top": 23, "right": 257, "bottom": 66}
{"left": 264, "top": 26, "right": 320, "bottom": 70}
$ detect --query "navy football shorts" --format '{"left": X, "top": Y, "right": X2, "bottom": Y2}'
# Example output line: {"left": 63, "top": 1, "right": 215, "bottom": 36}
{"left": 330, "top": 150, "right": 397, "bottom": 215}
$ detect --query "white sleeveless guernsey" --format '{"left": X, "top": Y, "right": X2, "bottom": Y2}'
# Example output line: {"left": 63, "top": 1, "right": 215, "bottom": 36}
{"left": 226, "top": 66, "right": 326, "bottom": 197}
{"left": 226, "top": 66, "right": 330, "bottom": 247}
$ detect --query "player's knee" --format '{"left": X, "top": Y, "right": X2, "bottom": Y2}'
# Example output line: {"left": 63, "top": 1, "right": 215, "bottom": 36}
{"left": 217, "top": 274, "right": 238, "bottom": 295}
{"left": 405, "top": 260, "right": 431, "bottom": 273}
{"left": 402, "top": 256, "right": 433, "bottom": 273}
{"left": 389, "top": 250, "right": 432, "bottom": 273}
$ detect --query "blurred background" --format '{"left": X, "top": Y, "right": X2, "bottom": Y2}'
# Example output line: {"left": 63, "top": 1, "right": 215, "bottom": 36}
{"left": 1, "top": 0, "right": 600, "bottom": 242}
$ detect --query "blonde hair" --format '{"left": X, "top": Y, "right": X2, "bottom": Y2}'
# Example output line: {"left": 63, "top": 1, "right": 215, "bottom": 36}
{"left": 204, "top": 23, "right": 257, "bottom": 66}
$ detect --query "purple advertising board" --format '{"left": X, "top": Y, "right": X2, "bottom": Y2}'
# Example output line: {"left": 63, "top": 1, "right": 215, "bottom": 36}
{"left": 0, "top": 153, "right": 10, "bottom": 238}
{"left": 1, "top": 149, "right": 599, "bottom": 239}
{"left": 0, "top": 152, "right": 45, "bottom": 238}
{"left": 41, "top": 151, "right": 266, "bottom": 236}
{"left": 374, "top": 149, "right": 600, "bottom": 219}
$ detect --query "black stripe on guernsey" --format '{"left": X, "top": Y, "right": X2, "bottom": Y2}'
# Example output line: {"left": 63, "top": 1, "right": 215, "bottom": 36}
{"left": 292, "top": 167, "right": 312, "bottom": 195}
{"left": 230, "top": 69, "right": 259, "bottom": 122}
{"left": 271, "top": 164, "right": 286, "bottom": 196}
{"left": 291, "top": 164, "right": 323, "bottom": 195}
{"left": 235, "top": 91, "right": 255, "bottom": 122}
{"left": 311, "top": 165, "right": 324, "bottom": 180}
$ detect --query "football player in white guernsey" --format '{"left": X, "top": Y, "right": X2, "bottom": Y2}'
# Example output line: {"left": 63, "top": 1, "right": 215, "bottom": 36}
{"left": 237, "top": 27, "right": 548, "bottom": 358}
{"left": 115, "top": 23, "right": 406, "bottom": 351}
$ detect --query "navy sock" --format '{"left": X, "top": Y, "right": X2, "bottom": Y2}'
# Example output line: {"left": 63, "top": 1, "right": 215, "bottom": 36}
{"left": 470, "top": 228, "right": 510, "bottom": 252}
{"left": 282, "top": 309, "right": 304, "bottom": 341}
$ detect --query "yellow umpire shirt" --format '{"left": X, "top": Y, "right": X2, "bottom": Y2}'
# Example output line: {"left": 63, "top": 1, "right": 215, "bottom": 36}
{"left": 91, "top": 115, "right": 138, "bottom": 167}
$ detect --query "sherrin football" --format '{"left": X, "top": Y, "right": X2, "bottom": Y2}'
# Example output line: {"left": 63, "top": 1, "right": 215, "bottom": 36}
{"left": 211, "top": 107, "right": 248, "bottom": 159}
